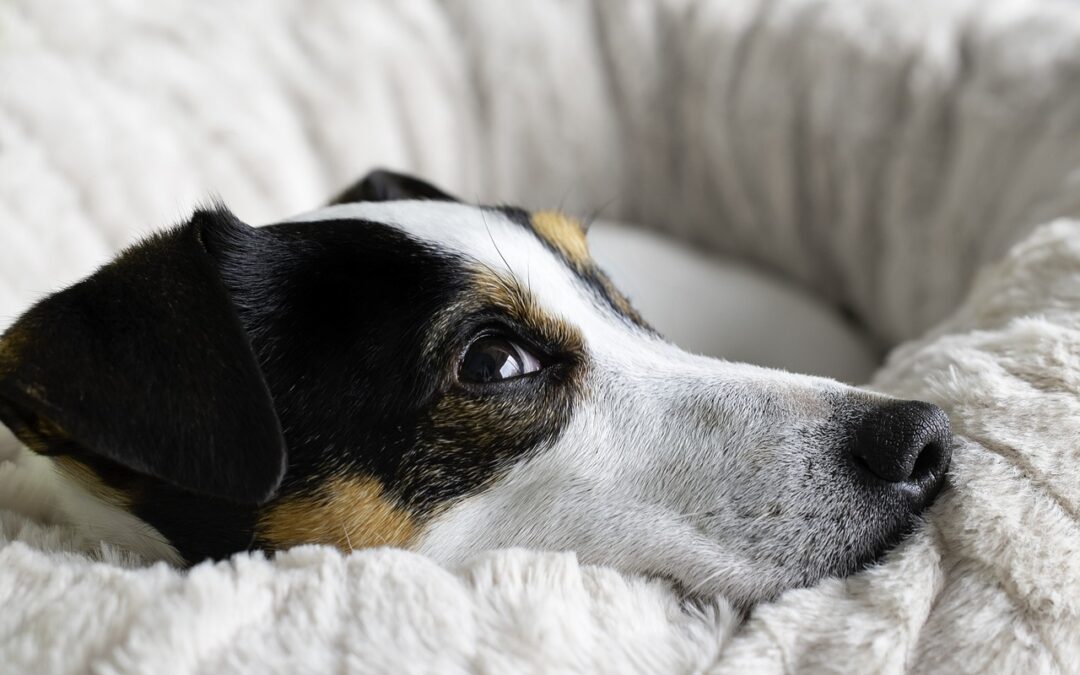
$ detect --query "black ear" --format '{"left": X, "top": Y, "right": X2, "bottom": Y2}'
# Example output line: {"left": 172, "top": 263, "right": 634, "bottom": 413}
{"left": 0, "top": 208, "right": 286, "bottom": 504}
{"left": 329, "top": 169, "right": 460, "bottom": 204}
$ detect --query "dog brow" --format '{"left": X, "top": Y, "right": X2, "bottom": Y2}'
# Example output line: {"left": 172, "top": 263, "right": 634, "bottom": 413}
{"left": 467, "top": 268, "right": 585, "bottom": 355}
{"left": 488, "top": 206, "right": 651, "bottom": 330}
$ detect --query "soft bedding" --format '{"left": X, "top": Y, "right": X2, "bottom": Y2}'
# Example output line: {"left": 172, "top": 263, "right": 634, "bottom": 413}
{"left": 1, "top": 0, "right": 1079, "bottom": 672}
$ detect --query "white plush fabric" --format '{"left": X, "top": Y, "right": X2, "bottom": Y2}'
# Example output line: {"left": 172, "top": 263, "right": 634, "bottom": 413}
{"left": 2, "top": 0, "right": 1080, "bottom": 672}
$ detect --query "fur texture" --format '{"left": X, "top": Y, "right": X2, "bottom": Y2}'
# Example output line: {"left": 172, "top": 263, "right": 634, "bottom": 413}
{"left": 2, "top": 0, "right": 1080, "bottom": 672}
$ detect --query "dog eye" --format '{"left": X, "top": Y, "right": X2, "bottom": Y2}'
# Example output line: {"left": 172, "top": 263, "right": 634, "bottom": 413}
{"left": 459, "top": 335, "right": 542, "bottom": 384}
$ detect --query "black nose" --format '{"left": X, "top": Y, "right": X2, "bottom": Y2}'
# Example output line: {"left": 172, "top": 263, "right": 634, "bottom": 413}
{"left": 850, "top": 400, "right": 952, "bottom": 490}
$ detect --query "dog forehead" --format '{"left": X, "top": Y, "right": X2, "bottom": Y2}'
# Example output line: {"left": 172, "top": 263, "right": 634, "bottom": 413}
{"left": 284, "top": 201, "right": 614, "bottom": 330}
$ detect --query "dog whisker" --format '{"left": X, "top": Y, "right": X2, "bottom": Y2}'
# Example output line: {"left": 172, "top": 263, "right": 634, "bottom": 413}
{"left": 670, "top": 509, "right": 719, "bottom": 522}
{"left": 580, "top": 194, "right": 618, "bottom": 234}
{"left": 687, "top": 566, "right": 729, "bottom": 597}
{"left": 480, "top": 208, "right": 517, "bottom": 280}
{"left": 342, "top": 524, "right": 355, "bottom": 554}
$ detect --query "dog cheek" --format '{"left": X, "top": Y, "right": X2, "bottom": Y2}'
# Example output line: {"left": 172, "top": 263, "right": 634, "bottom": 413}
{"left": 256, "top": 475, "right": 417, "bottom": 552}
{"left": 400, "top": 376, "right": 580, "bottom": 513}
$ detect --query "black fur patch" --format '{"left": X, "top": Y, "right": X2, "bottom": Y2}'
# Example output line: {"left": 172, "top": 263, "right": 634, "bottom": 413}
{"left": 212, "top": 219, "right": 584, "bottom": 521}
{"left": 330, "top": 169, "right": 459, "bottom": 205}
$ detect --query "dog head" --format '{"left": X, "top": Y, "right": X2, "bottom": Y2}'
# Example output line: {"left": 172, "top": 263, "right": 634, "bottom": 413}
{"left": 0, "top": 170, "right": 951, "bottom": 606}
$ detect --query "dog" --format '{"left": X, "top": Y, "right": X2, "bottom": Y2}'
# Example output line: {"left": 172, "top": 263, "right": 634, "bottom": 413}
{"left": 0, "top": 170, "right": 951, "bottom": 607}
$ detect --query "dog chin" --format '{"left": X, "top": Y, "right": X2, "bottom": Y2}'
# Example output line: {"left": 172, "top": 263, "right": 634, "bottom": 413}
{"left": 853, "top": 482, "right": 949, "bottom": 575}
{"left": 681, "top": 499, "right": 946, "bottom": 608}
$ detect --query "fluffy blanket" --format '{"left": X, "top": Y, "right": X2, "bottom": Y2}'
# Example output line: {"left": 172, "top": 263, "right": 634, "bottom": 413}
{"left": 2, "top": 0, "right": 1080, "bottom": 672}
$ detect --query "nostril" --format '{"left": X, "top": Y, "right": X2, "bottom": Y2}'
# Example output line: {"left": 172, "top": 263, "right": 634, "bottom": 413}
{"left": 909, "top": 439, "right": 944, "bottom": 483}
{"left": 849, "top": 400, "right": 952, "bottom": 487}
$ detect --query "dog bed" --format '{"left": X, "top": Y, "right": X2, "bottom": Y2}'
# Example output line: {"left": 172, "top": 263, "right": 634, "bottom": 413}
{"left": 1, "top": 0, "right": 1079, "bottom": 672}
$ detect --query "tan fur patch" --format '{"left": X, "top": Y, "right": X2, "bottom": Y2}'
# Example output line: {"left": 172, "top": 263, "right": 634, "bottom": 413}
{"left": 258, "top": 476, "right": 416, "bottom": 552}
{"left": 470, "top": 270, "right": 585, "bottom": 355}
{"left": 531, "top": 211, "right": 590, "bottom": 267}
{"left": 530, "top": 211, "right": 647, "bottom": 328}
{"left": 54, "top": 456, "right": 130, "bottom": 508}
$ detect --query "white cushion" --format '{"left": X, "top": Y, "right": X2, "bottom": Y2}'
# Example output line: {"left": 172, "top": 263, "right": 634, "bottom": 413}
{"left": 590, "top": 221, "right": 878, "bottom": 382}
{"left": 2, "top": 0, "right": 1080, "bottom": 671}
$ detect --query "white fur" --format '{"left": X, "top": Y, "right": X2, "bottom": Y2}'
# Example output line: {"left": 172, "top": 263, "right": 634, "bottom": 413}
{"left": 0, "top": 438, "right": 181, "bottom": 565}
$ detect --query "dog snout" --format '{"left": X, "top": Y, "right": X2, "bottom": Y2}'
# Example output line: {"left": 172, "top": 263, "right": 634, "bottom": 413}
{"left": 848, "top": 400, "right": 952, "bottom": 496}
